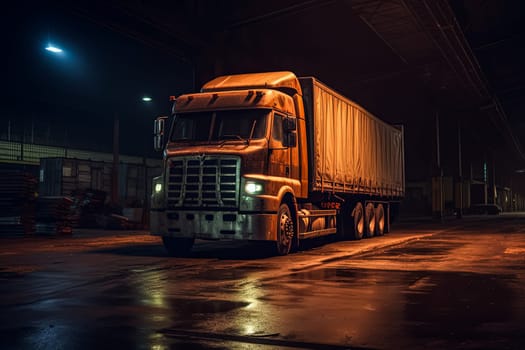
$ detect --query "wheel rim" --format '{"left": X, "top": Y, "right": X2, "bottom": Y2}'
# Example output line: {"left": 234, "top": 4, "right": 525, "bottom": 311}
{"left": 354, "top": 203, "right": 364, "bottom": 238}
{"left": 366, "top": 203, "right": 375, "bottom": 236}
{"left": 376, "top": 204, "right": 385, "bottom": 234}
{"left": 278, "top": 206, "right": 294, "bottom": 254}
{"left": 356, "top": 212, "right": 364, "bottom": 234}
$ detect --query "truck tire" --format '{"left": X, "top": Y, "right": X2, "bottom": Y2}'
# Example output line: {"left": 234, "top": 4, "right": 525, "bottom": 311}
{"left": 364, "top": 203, "right": 376, "bottom": 238}
{"left": 375, "top": 203, "right": 385, "bottom": 236}
{"left": 351, "top": 202, "right": 365, "bottom": 240}
{"left": 162, "top": 236, "right": 194, "bottom": 257}
{"left": 276, "top": 203, "right": 294, "bottom": 255}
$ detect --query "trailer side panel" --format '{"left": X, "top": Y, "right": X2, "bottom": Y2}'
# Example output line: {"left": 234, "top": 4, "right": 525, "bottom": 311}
{"left": 300, "top": 77, "right": 404, "bottom": 198}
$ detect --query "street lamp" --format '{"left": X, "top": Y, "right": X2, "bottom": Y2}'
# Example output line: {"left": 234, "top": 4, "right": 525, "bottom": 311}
{"left": 142, "top": 96, "right": 152, "bottom": 102}
{"left": 45, "top": 44, "right": 63, "bottom": 54}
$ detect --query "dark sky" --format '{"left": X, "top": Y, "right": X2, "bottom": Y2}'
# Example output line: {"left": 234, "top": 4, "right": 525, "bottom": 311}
{"left": 4, "top": 2, "right": 194, "bottom": 156}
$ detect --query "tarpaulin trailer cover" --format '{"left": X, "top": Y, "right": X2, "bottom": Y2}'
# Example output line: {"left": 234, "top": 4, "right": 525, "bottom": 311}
{"left": 299, "top": 77, "right": 405, "bottom": 198}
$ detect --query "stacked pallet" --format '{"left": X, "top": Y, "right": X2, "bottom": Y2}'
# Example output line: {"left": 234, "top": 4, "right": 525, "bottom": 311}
{"left": 35, "top": 196, "right": 74, "bottom": 234}
{"left": 0, "top": 170, "right": 38, "bottom": 235}
{"left": 70, "top": 189, "right": 107, "bottom": 227}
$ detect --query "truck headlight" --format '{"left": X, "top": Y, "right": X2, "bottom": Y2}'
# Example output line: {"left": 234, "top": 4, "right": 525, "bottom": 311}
{"left": 151, "top": 176, "right": 165, "bottom": 210}
{"left": 245, "top": 181, "right": 263, "bottom": 195}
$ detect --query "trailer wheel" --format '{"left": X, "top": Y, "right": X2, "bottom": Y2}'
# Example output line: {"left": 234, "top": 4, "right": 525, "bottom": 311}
{"left": 375, "top": 204, "right": 385, "bottom": 236}
{"left": 162, "top": 236, "right": 194, "bottom": 257}
{"left": 351, "top": 202, "right": 364, "bottom": 240}
{"left": 276, "top": 203, "right": 294, "bottom": 255}
{"left": 364, "top": 203, "right": 376, "bottom": 238}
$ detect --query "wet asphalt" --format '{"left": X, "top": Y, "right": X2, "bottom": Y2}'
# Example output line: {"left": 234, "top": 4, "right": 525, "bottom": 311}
{"left": 1, "top": 214, "right": 524, "bottom": 349}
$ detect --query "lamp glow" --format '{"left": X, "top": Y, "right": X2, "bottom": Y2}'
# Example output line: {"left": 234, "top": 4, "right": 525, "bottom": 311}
{"left": 45, "top": 45, "right": 63, "bottom": 53}
{"left": 245, "top": 182, "right": 263, "bottom": 195}
{"left": 155, "top": 183, "right": 163, "bottom": 193}
{"left": 142, "top": 97, "right": 152, "bottom": 102}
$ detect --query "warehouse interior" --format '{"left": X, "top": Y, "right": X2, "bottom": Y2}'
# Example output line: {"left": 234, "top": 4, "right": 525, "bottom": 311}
{"left": 2, "top": 0, "right": 524, "bottom": 230}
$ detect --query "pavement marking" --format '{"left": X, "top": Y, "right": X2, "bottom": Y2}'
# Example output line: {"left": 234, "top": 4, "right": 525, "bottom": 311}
{"left": 504, "top": 247, "right": 525, "bottom": 254}
{"left": 252, "top": 224, "right": 466, "bottom": 282}
{"left": 408, "top": 276, "right": 435, "bottom": 290}
{"left": 246, "top": 233, "right": 435, "bottom": 283}
{"left": 318, "top": 234, "right": 434, "bottom": 265}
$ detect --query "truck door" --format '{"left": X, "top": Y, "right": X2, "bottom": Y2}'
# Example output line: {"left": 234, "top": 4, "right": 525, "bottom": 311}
{"left": 268, "top": 112, "right": 293, "bottom": 178}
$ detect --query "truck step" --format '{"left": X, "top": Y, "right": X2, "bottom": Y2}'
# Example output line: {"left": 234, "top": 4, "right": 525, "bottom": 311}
{"left": 298, "top": 227, "right": 337, "bottom": 239}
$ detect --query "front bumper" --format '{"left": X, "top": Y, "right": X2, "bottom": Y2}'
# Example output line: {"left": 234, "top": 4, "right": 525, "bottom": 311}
{"left": 150, "top": 209, "right": 277, "bottom": 241}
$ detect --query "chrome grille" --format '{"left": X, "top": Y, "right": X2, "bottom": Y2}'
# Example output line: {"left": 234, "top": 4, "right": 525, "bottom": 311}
{"left": 167, "top": 156, "right": 240, "bottom": 208}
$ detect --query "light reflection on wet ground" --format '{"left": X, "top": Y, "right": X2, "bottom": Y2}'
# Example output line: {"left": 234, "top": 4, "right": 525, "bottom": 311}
{"left": 1, "top": 216, "right": 525, "bottom": 349}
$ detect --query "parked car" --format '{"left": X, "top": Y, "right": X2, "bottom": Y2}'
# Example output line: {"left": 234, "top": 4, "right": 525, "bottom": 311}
{"left": 469, "top": 204, "right": 502, "bottom": 215}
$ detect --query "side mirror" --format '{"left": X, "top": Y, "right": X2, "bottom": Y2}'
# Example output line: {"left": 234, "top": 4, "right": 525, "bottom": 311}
{"left": 153, "top": 116, "right": 168, "bottom": 152}
{"left": 283, "top": 116, "right": 297, "bottom": 147}
{"left": 283, "top": 116, "right": 297, "bottom": 131}
{"left": 285, "top": 132, "right": 297, "bottom": 148}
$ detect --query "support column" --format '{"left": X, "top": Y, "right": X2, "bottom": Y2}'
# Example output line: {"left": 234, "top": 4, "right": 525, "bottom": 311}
{"left": 456, "top": 120, "right": 463, "bottom": 218}
{"left": 112, "top": 113, "right": 120, "bottom": 204}
{"left": 489, "top": 155, "right": 496, "bottom": 205}
{"left": 432, "top": 112, "right": 444, "bottom": 220}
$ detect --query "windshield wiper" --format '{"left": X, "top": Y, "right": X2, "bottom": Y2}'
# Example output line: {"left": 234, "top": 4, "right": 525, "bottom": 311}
{"left": 218, "top": 134, "right": 246, "bottom": 146}
{"left": 221, "top": 134, "right": 245, "bottom": 141}
{"left": 217, "top": 120, "right": 257, "bottom": 146}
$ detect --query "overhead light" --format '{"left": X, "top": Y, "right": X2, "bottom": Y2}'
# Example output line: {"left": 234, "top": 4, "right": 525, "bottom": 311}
{"left": 142, "top": 96, "right": 152, "bottom": 102}
{"left": 45, "top": 45, "right": 63, "bottom": 53}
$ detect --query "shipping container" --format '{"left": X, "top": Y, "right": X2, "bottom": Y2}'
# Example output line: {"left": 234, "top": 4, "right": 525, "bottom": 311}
{"left": 39, "top": 157, "right": 160, "bottom": 207}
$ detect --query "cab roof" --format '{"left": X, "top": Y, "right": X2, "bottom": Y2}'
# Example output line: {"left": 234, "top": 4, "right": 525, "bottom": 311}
{"left": 201, "top": 71, "right": 302, "bottom": 96}
{"left": 174, "top": 89, "right": 296, "bottom": 115}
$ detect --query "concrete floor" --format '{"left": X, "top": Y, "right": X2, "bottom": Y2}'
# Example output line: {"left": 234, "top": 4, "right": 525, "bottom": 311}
{"left": 1, "top": 213, "right": 524, "bottom": 349}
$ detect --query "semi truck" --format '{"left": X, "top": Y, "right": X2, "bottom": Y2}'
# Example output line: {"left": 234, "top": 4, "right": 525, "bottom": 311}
{"left": 150, "top": 71, "right": 404, "bottom": 256}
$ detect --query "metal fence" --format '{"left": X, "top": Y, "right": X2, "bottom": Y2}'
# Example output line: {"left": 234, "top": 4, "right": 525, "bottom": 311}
{"left": 0, "top": 140, "right": 160, "bottom": 167}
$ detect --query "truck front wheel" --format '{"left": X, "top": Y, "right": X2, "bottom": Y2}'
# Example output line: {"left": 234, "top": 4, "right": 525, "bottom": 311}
{"left": 162, "top": 236, "right": 194, "bottom": 257}
{"left": 276, "top": 203, "right": 294, "bottom": 255}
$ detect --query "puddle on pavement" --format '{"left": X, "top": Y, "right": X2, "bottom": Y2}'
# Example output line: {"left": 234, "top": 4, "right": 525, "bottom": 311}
{"left": 403, "top": 271, "right": 516, "bottom": 322}
{"left": 165, "top": 298, "right": 250, "bottom": 314}
{"left": 290, "top": 267, "right": 361, "bottom": 281}
{"left": 382, "top": 239, "right": 460, "bottom": 255}
{"left": 194, "top": 267, "right": 261, "bottom": 281}
{"left": 284, "top": 265, "right": 524, "bottom": 347}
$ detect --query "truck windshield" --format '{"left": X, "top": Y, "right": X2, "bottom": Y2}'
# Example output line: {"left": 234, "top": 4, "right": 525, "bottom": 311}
{"left": 171, "top": 109, "right": 269, "bottom": 143}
